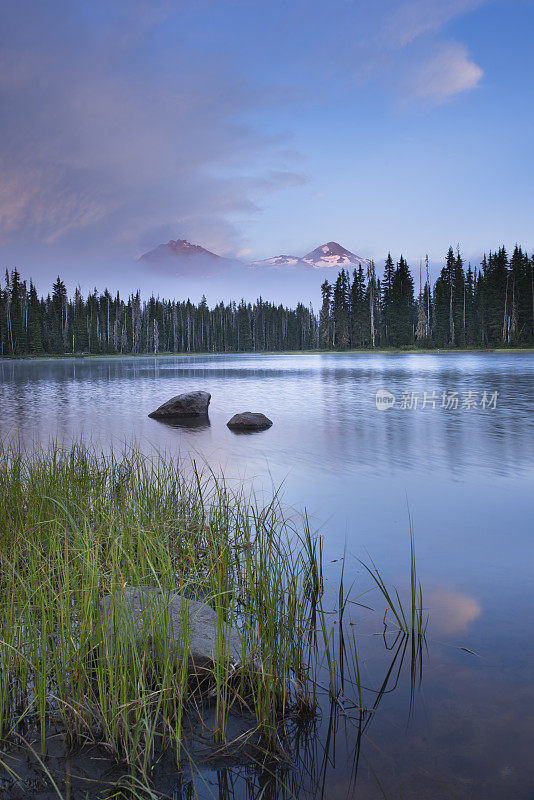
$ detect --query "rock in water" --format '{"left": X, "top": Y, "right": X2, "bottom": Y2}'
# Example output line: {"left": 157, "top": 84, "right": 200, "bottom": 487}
{"left": 227, "top": 412, "right": 273, "bottom": 431}
{"left": 148, "top": 390, "right": 211, "bottom": 419}
{"left": 99, "top": 587, "right": 241, "bottom": 672}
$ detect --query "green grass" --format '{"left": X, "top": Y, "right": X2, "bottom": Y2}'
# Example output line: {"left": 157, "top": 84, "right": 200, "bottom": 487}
{"left": 359, "top": 517, "right": 427, "bottom": 640}
{"left": 0, "top": 440, "right": 427, "bottom": 791}
{"left": 0, "top": 441, "right": 331, "bottom": 773}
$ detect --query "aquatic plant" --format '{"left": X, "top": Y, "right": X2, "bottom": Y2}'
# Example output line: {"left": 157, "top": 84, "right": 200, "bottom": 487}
{"left": 0, "top": 442, "right": 324, "bottom": 769}
{"left": 0, "top": 440, "right": 427, "bottom": 794}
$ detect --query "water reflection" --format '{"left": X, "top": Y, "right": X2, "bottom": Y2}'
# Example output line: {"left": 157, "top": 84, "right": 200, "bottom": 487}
{"left": 428, "top": 589, "right": 482, "bottom": 635}
{"left": 1, "top": 353, "right": 533, "bottom": 798}
{"left": 1, "top": 353, "right": 532, "bottom": 480}
{"left": 150, "top": 416, "right": 212, "bottom": 432}
{"left": 226, "top": 427, "right": 272, "bottom": 436}
{"left": 1, "top": 627, "right": 428, "bottom": 800}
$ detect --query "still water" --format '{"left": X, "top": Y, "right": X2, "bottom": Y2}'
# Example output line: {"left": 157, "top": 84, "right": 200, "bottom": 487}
{"left": 0, "top": 352, "right": 533, "bottom": 799}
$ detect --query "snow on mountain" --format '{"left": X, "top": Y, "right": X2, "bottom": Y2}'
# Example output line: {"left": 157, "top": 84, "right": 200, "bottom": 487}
{"left": 302, "top": 242, "right": 370, "bottom": 269}
{"left": 140, "top": 239, "right": 222, "bottom": 263}
{"left": 249, "top": 254, "right": 307, "bottom": 268}
{"left": 141, "top": 238, "right": 370, "bottom": 274}
{"left": 251, "top": 242, "right": 370, "bottom": 270}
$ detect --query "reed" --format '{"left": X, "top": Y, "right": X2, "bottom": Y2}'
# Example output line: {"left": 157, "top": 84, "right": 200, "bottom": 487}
{"left": 0, "top": 441, "right": 326, "bottom": 775}
{"left": 359, "top": 509, "right": 427, "bottom": 641}
{"left": 0, "top": 440, "right": 426, "bottom": 791}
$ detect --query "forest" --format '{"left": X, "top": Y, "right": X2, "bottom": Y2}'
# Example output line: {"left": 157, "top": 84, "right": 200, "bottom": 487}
{"left": 1, "top": 245, "right": 533, "bottom": 356}
{"left": 319, "top": 245, "right": 534, "bottom": 350}
{"left": 321, "top": 244, "right": 533, "bottom": 348}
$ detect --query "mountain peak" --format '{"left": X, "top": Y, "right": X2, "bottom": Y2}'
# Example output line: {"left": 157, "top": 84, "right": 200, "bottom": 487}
{"left": 251, "top": 241, "right": 370, "bottom": 270}
{"left": 141, "top": 239, "right": 221, "bottom": 263}
{"left": 302, "top": 242, "right": 369, "bottom": 268}
{"left": 141, "top": 237, "right": 370, "bottom": 273}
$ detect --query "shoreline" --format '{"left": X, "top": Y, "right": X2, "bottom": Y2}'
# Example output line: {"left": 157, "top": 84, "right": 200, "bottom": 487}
{"left": 2, "top": 347, "right": 534, "bottom": 363}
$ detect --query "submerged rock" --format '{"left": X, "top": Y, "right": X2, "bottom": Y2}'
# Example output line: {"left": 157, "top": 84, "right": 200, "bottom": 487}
{"left": 227, "top": 412, "right": 273, "bottom": 431}
{"left": 99, "top": 586, "right": 241, "bottom": 672}
{"left": 148, "top": 390, "right": 211, "bottom": 419}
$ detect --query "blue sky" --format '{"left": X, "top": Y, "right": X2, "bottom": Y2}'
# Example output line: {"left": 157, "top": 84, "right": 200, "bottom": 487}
{"left": 1, "top": 0, "right": 533, "bottom": 304}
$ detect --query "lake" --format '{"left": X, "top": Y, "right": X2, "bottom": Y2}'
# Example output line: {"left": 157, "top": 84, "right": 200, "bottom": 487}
{"left": 1, "top": 352, "right": 533, "bottom": 799}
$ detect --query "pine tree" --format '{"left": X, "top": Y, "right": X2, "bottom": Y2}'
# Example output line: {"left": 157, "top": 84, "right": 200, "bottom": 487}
{"left": 50, "top": 276, "right": 67, "bottom": 353}
{"left": 381, "top": 253, "right": 395, "bottom": 344}
{"left": 332, "top": 269, "right": 350, "bottom": 348}
{"left": 2, "top": 255, "right": 533, "bottom": 357}
{"left": 350, "top": 266, "right": 366, "bottom": 347}
{"left": 366, "top": 262, "right": 377, "bottom": 348}
{"left": 415, "top": 264, "right": 427, "bottom": 345}
{"left": 453, "top": 247, "right": 466, "bottom": 347}
{"left": 72, "top": 287, "right": 88, "bottom": 352}
{"left": 27, "top": 281, "right": 43, "bottom": 354}
{"left": 8, "top": 269, "right": 25, "bottom": 354}
{"left": 388, "top": 256, "right": 414, "bottom": 346}
{"left": 319, "top": 280, "right": 333, "bottom": 348}
{"left": 464, "top": 264, "right": 475, "bottom": 345}
{"left": 446, "top": 247, "right": 456, "bottom": 346}
{"left": 433, "top": 247, "right": 465, "bottom": 347}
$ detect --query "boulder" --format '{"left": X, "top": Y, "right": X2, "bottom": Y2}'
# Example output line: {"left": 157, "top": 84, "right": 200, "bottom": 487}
{"left": 227, "top": 412, "right": 273, "bottom": 431}
{"left": 99, "top": 586, "right": 241, "bottom": 672}
{"left": 148, "top": 390, "right": 211, "bottom": 419}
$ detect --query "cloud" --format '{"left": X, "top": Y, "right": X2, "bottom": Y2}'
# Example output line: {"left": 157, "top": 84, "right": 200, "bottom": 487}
{"left": 405, "top": 42, "right": 483, "bottom": 101}
{"left": 428, "top": 589, "right": 482, "bottom": 634}
{"left": 0, "top": 1, "right": 305, "bottom": 260}
{"left": 428, "top": 588, "right": 482, "bottom": 634}
{"left": 385, "top": 0, "right": 487, "bottom": 48}
{"left": 349, "top": 1, "right": 486, "bottom": 102}
{"left": 0, "top": 0, "right": 490, "bottom": 274}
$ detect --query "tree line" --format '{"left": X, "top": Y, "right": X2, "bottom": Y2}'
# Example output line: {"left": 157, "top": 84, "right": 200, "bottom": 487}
{"left": 320, "top": 245, "right": 534, "bottom": 349}
{"left": 1, "top": 244, "right": 533, "bottom": 357}
{"left": 0, "top": 270, "right": 318, "bottom": 356}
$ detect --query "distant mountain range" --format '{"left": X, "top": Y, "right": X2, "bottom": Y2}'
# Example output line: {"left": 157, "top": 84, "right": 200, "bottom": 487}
{"left": 140, "top": 238, "right": 370, "bottom": 271}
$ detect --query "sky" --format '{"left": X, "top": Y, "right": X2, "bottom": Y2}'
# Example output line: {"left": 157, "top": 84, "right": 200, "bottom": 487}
{"left": 1, "top": 0, "right": 533, "bottom": 306}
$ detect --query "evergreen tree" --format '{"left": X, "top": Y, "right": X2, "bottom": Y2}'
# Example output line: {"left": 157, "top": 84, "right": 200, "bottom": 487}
{"left": 453, "top": 247, "right": 466, "bottom": 347}
{"left": 388, "top": 256, "right": 414, "bottom": 346}
{"left": 50, "top": 276, "right": 67, "bottom": 353}
{"left": 365, "top": 262, "right": 378, "bottom": 348}
{"left": 27, "top": 281, "right": 43, "bottom": 354}
{"left": 464, "top": 264, "right": 475, "bottom": 345}
{"left": 381, "top": 253, "right": 395, "bottom": 344}
{"left": 1, "top": 252, "right": 533, "bottom": 357}
{"left": 8, "top": 269, "right": 25, "bottom": 354}
{"left": 350, "top": 266, "right": 367, "bottom": 347}
{"left": 332, "top": 269, "right": 350, "bottom": 348}
{"left": 319, "top": 280, "right": 333, "bottom": 348}
{"left": 415, "top": 264, "right": 428, "bottom": 345}
{"left": 483, "top": 247, "right": 509, "bottom": 345}
{"left": 433, "top": 247, "right": 465, "bottom": 347}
